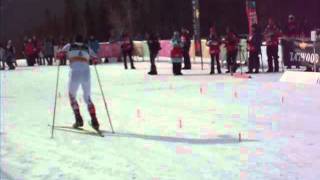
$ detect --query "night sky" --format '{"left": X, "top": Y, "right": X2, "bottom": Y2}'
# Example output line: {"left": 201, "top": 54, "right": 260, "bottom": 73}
{"left": 1, "top": 0, "right": 320, "bottom": 42}
{"left": 1, "top": 0, "right": 63, "bottom": 39}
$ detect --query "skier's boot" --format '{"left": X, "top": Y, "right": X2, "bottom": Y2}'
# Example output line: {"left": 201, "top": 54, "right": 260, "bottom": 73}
{"left": 91, "top": 115, "right": 100, "bottom": 132}
{"left": 73, "top": 112, "right": 84, "bottom": 129}
{"left": 88, "top": 104, "right": 100, "bottom": 131}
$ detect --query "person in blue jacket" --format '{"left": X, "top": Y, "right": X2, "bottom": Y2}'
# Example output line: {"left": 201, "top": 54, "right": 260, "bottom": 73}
{"left": 88, "top": 35, "right": 100, "bottom": 65}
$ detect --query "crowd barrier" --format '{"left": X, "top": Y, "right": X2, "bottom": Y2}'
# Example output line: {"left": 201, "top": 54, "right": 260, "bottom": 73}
{"left": 51, "top": 39, "right": 290, "bottom": 67}
{"left": 281, "top": 38, "right": 320, "bottom": 67}
{"left": 96, "top": 39, "right": 249, "bottom": 63}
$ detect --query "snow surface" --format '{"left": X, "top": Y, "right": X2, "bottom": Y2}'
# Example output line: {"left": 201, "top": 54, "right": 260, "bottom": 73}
{"left": 1, "top": 61, "right": 320, "bottom": 180}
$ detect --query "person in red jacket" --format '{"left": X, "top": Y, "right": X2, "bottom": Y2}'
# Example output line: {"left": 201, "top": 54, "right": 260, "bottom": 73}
{"left": 25, "top": 38, "right": 36, "bottom": 66}
{"left": 32, "top": 36, "right": 41, "bottom": 65}
{"left": 206, "top": 26, "right": 221, "bottom": 74}
{"left": 224, "top": 28, "right": 240, "bottom": 73}
{"left": 171, "top": 31, "right": 184, "bottom": 75}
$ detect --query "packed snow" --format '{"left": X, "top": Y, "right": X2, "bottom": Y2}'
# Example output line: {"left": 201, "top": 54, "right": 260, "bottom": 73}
{"left": 1, "top": 61, "right": 320, "bottom": 180}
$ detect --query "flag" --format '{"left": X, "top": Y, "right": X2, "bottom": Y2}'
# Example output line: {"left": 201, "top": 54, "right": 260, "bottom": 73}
{"left": 192, "top": 0, "right": 202, "bottom": 56}
{"left": 246, "top": 0, "right": 258, "bottom": 36}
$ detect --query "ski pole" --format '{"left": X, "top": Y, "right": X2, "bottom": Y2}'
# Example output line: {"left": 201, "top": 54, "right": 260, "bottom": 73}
{"left": 93, "top": 65, "right": 115, "bottom": 134}
{"left": 51, "top": 63, "right": 61, "bottom": 139}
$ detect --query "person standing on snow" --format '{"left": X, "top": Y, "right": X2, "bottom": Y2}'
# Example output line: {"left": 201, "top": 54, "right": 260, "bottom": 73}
{"left": 60, "top": 34, "right": 101, "bottom": 131}
{"left": 147, "top": 32, "right": 161, "bottom": 75}
{"left": 171, "top": 31, "right": 184, "bottom": 75}
{"left": 224, "top": 28, "right": 240, "bottom": 73}
{"left": 25, "top": 38, "right": 36, "bottom": 66}
{"left": 247, "top": 24, "right": 263, "bottom": 74}
{"left": 264, "top": 18, "right": 281, "bottom": 73}
{"left": 181, "top": 28, "right": 192, "bottom": 70}
{"left": 121, "top": 32, "right": 136, "bottom": 70}
{"left": 0, "top": 43, "right": 5, "bottom": 70}
{"left": 206, "top": 26, "right": 222, "bottom": 74}
{"left": 44, "top": 37, "right": 55, "bottom": 66}
{"left": 283, "top": 14, "right": 300, "bottom": 69}
{"left": 3, "top": 40, "right": 16, "bottom": 70}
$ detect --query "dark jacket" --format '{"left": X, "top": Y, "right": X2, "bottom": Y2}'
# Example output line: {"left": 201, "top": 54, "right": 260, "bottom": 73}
{"left": 44, "top": 40, "right": 54, "bottom": 56}
{"left": 121, "top": 36, "right": 134, "bottom": 53}
{"left": 181, "top": 32, "right": 191, "bottom": 50}
{"left": 248, "top": 32, "right": 262, "bottom": 54}
{"left": 207, "top": 34, "right": 221, "bottom": 55}
{"left": 147, "top": 35, "right": 161, "bottom": 54}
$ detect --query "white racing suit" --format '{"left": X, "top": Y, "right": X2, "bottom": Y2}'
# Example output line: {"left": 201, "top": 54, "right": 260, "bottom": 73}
{"left": 62, "top": 42, "right": 99, "bottom": 127}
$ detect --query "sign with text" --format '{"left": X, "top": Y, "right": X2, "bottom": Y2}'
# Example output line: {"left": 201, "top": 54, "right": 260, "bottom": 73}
{"left": 282, "top": 39, "right": 320, "bottom": 67}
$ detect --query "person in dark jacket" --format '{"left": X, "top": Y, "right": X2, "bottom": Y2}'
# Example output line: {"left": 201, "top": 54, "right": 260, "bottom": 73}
{"left": 121, "top": 32, "right": 136, "bottom": 70}
{"left": 3, "top": 40, "right": 16, "bottom": 70}
{"left": 206, "top": 26, "right": 222, "bottom": 74}
{"left": 44, "top": 37, "right": 55, "bottom": 65}
{"left": 0, "top": 43, "right": 5, "bottom": 70}
{"left": 224, "top": 28, "right": 240, "bottom": 73}
{"left": 181, "top": 28, "right": 192, "bottom": 69}
{"left": 247, "top": 24, "right": 263, "bottom": 73}
{"left": 147, "top": 32, "right": 161, "bottom": 75}
{"left": 283, "top": 14, "right": 300, "bottom": 69}
{"left": 264, "top": 18, "right": 281, "bottom": 72}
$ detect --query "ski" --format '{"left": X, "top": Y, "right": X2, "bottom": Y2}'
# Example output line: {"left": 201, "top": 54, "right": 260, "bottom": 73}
{"left": 88, "top": 121, "right": 105, "bottom": 137}
{"left": 49, "top": 124, "right": 104, "bottom": 137}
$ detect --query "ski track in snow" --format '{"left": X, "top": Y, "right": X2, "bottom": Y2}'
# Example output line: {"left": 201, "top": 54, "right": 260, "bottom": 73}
{"left": 0, "top": 61, "right": 320, "bottom": 180}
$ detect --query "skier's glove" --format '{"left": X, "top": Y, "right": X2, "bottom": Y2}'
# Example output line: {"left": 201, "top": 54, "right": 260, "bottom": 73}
{"left": 92, "top": 58, "right": 99, "bottom": 65}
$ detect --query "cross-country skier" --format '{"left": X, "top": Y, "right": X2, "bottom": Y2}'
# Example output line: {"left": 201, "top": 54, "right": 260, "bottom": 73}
{"left": 60, "top": 34, "right": 100, "bottom": 131}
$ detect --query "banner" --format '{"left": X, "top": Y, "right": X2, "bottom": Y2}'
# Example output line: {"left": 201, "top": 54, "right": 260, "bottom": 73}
{"left": 98, "top": 42, "right": 122, "bottom": 58}
{"left": 192, "top": 0, "right": 202, "bottom": 57}
{"left": 246, "top": 0, "right": 258, "bottom": 36}
{"left": 282, "top": 38, "right": 320, "bottom": 67}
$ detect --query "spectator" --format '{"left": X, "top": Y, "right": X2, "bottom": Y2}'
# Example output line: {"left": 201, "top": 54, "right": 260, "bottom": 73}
{"left": 57, "top": 38, "right": 67, "bottom": 65}
{"left": 38, "top": 39, "right": 45, "bottom": 65}
{"left": 206, "top": 26, "right": 222, "bottom": 74}
{"left": 25, "top": 38, "right": 36, "bottom": 66}
{"left": 32, "top": 35, "right": 41, "bottom": 65}
{"left": 299, "top": 18, "right": 312, "bottom": 38}
{"left": 88, "top": 35, "right": 100, "bottom": 64}
{"left": 171, "top": 31, "right": 183, "bottom": 75}
{"left": 264, "top": 18, "right": 281, "bottom": 72}
{"left": 0, "top": 42, "right": 5, "bottom": 70}
{"left": 247, "top": 24, "right": 262, "bottom": 73}
{"left": 22, "top": 36, "right": 28, "bottom": 62}
{"left": 3, "top": 40, "right": 16, "bottom": 70}
{"left": 147, "top": 32, "right": 161, "bottom": 75}
{"left": 283, "top": 14, "right": 300, "bottom": 69}
{"left": 44, "top": 37, "right": 55, "bottom": 65}
{"left": 284, "top": 15, "right": 299, "bottom": 38}
{"left": 225, "top": 27, "right": 240, "bottom": 73}
{"left": 121, "top": 32, "right": 135, "bottom": 70}
{"left": 181, "top": 28, "right": 192, "bottom": 70}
